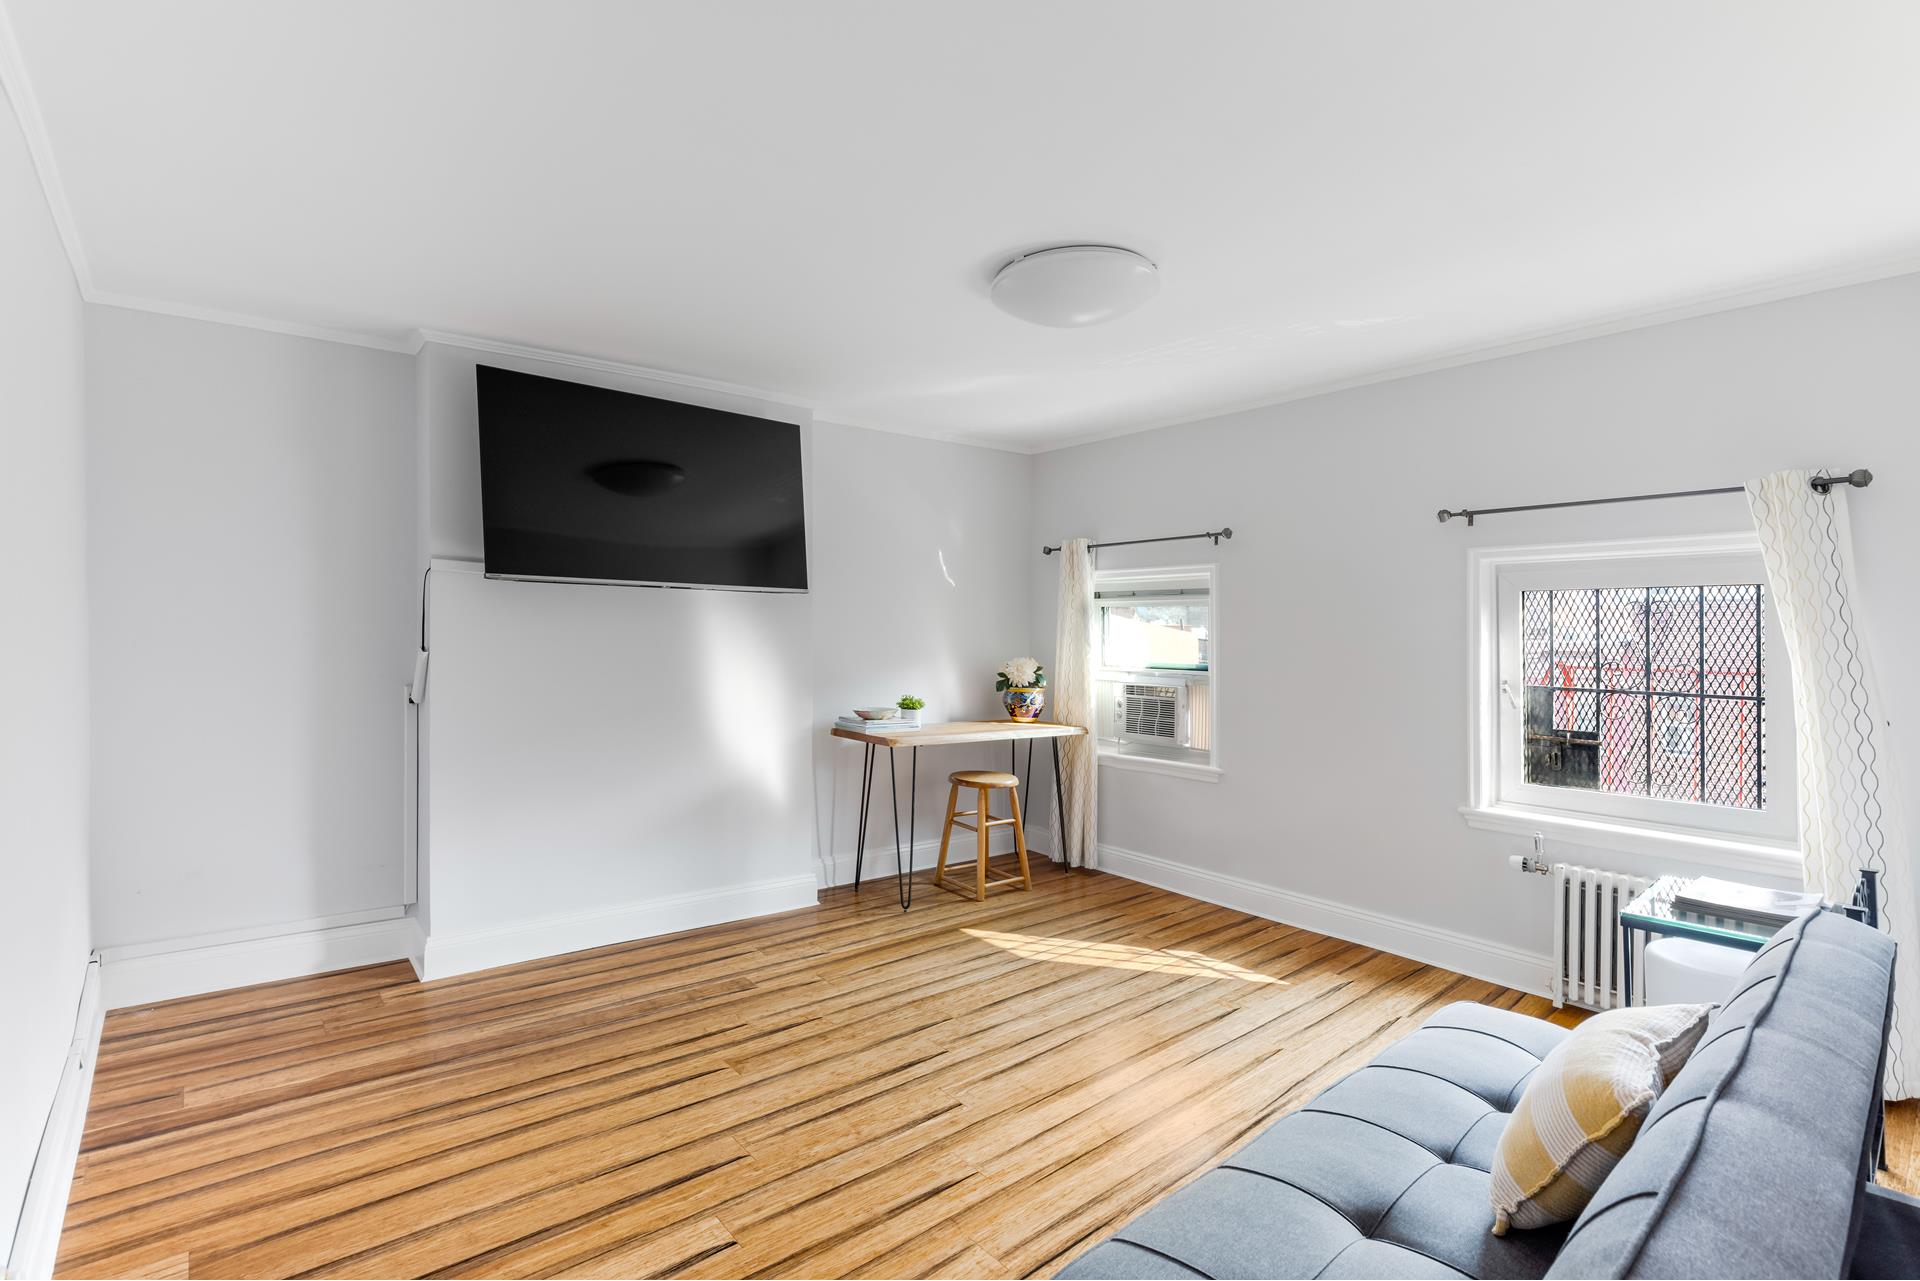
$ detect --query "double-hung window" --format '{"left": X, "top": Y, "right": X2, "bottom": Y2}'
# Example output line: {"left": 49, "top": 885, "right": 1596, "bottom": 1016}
{"left": 1466, "top": 535, "right": 1797, "bottom": 868}
{"left": 1093, "top": 565, "right": 1218, "bottom": 779}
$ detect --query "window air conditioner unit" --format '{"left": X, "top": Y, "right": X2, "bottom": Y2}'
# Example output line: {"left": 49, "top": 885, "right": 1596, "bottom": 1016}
{"left": 1118, "top": 679, "right": 1187, "bottom": 747}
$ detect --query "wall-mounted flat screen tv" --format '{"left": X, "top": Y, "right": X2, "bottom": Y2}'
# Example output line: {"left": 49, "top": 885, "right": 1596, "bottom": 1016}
{"left": 476, "top": 365, "right": 807, "bottom": 591}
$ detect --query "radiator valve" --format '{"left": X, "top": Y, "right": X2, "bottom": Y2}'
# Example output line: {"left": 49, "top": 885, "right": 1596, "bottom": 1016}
{"left": 1509, "top": 833, "right": 1552, "bottom": 875}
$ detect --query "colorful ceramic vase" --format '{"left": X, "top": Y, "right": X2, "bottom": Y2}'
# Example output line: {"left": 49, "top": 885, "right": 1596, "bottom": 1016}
{"left": 1002, "top": 687, "right": 1045, "bottom": 722}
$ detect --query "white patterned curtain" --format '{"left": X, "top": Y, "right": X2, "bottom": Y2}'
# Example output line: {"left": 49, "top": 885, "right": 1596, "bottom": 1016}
{"left": 1747, "top": 468, "right": 1917, "bottom": 1099}
{"left": 1052, "top": 538, "right": 1098, "bottom": 867}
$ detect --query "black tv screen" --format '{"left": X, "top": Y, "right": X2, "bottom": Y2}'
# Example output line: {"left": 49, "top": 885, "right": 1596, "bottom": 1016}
{"left": 476, "top": 365, "right": 807, "bottom": 591}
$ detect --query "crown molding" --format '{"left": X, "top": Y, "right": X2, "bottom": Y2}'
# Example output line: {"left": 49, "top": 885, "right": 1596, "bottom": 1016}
{"left": 808, "top": 413, "right": 1040, "bottom": 456}
{"left": 89, "top": 289, "right": 421, "bottom": 353}
{"left": 413, "top": 329, "right": 812, "bottom": 414}
{"left": 0, "top": 0, "right": 91, "bottom": 293}
{"left": 65, "top": 250, "right": 1920, "bottom": 456}
{"left": 1032, "top": 251, "right": 1920, "bottom": 453}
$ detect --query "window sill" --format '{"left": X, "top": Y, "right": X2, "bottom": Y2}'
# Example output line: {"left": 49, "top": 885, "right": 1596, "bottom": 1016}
{"left": 1097, "top": 749, "right": 1221, "bottom": 783}
{"left": 1460, "top": 803, "right": 1800, "bottom": 876}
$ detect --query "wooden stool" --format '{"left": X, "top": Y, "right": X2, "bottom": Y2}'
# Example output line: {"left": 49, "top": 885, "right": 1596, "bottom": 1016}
{"left": 934, "top": 770, "right": 1032, "bottom": 901}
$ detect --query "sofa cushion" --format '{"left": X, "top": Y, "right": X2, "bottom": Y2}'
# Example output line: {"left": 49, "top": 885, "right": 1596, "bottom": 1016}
{"left": 1057, "top": 1002, "right": 1573, "bottom": 1279}
{"left": 1544, "top": 909, "right": 1895, "bottom": 1280}
{"left": 1489, "top": 1002, "right": 1712, "bottom": 1233}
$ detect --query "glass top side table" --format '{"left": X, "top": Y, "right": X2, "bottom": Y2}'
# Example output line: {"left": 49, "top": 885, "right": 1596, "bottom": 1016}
{"left": 1618, "top": 875, "right": 1783, "bottom": 1008}
{"left": 1616, "top": 871, "right": 1879, "bottom": 1008}
{"left": 1621, "top": 876, "right": 1785, "bottom": 949}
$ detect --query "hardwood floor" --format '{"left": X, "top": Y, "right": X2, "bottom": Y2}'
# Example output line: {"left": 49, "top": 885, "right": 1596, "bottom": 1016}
{"left": 60, "top": 862, "right": 1582, "bottom": 1279}
{"left": 1879, "top": 1102, "right": 1920, "bottom": 1198}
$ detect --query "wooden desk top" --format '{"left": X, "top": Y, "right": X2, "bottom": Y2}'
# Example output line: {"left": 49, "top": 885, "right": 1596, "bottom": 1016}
{"left": 830, "top": 719, "right": 1088, "bottom": 748}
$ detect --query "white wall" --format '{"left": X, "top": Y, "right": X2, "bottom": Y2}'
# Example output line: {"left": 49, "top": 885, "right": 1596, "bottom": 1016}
{"left": 1031, "top": 272, "right": 1920, "bottom": 977}
{"left": 414, "top": 345, "right": 1040, "bottom": 973}
{"left": 422, "top": 565, "right": 816, "bottom": 962}
{"left": 0, "top": 86, "right": 90, "bottom": 1264}
{"left": 86, "top": 307, "right": 416, "bottom": 949}
{"left": 416, "top": 343, "right": 822, "bottom": 974}
{"left": 808, "top": 422, "right": 1037, "bottom": 884}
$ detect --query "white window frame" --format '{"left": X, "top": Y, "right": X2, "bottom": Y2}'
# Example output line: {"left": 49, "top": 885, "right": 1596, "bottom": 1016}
{"left": 1094, "top": 562, "right": 1222, "bottom": 783}
{"left": 1464, "top": 533, "right": 1799, "bottom": 875}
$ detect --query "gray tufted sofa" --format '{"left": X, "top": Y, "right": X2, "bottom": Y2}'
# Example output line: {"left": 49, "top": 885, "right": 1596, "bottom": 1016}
{"left": 1058, "top": 908, "right": 1911, "bottom": 1280}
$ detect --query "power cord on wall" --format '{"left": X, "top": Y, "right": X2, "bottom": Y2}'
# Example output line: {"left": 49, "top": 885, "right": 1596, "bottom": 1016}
{"left": 410, "top": 567, "right": 430, "bottom": 705}
{"left": 405, "top": 566, "right": 430, "bottom": 910}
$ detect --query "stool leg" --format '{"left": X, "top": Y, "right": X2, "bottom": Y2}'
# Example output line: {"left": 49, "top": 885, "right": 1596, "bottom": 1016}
{"left": 934, "top": 782, "right": 959, "bottom": 887}
{"left": 1009, "top": 785, "right": 1031, "bottom": 891}
{"left": 975, "top": 785, "right": 989, "bottom": 902}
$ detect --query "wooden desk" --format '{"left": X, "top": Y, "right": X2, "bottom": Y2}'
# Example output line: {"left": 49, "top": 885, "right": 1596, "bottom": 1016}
{"left": 830, "top": 720, "right": 1087, "bottom": 907}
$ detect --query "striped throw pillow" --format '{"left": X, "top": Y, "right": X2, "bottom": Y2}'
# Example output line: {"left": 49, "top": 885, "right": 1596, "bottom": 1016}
{"left": 1489, "top": 1002, "right": 1712, "bottom": 1235}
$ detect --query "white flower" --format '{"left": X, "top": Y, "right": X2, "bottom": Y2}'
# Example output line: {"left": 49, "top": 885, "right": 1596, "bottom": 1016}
{"left": 1002, "top": 656, "right": 1040, "bottom": 686}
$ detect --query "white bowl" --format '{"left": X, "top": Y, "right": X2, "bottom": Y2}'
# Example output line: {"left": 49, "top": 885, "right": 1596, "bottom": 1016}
{"left": 854, "top": 707, "right": 898, "bottom": 720}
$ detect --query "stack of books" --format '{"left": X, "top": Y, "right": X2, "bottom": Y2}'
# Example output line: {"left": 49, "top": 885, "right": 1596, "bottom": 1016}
{"left": 1673, "top": 876, "right": 1823, "bottom": 926}
{"left": 834, "top": 715, "right": 916, "bottom": 732}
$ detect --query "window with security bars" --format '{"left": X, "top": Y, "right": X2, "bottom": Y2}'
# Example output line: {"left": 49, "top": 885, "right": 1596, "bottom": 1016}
{"left": 1520, "top": 585, "right": 1766, "bottom": 810}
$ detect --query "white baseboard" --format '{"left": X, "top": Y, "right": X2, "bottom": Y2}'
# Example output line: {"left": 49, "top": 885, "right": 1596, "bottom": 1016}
{"left": 418, "top": 874, "right": 820, "bottom": 981}
{"left": 817, "top": 828, "right": 1060, "bottom": 887}
{"left": 99, "top": 911, "right": 421, "bottom": 1010}
{"left": 6, "top": 958, "right": 104, "bottom": 1281}
{"left": 1097, "top": 843, "right": 1553, "bottom": 997}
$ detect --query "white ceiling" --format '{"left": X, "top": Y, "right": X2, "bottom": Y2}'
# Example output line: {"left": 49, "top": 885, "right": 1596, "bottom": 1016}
{"left": 8, "top": 1, "right": 1920, "bottom": 452}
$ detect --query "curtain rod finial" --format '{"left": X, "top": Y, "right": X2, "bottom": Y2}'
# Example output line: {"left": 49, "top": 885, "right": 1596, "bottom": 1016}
{"left": 1811, "top": 468, "right": 1874, "bottom": 495}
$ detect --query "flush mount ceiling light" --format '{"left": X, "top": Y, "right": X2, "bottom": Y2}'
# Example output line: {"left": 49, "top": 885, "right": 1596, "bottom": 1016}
{"left": 989, "top": 244, "right": 1159, "bottom": 328}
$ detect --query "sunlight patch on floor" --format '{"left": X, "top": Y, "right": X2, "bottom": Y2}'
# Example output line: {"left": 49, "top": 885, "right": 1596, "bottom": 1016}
{"left": 964, "top": 928, "right": 1283, "bottom": 983}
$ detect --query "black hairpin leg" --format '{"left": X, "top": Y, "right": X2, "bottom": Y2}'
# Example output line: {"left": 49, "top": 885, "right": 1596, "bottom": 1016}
{"left": 886, "top": 746, "right": 917, "bottom": 910}
{"left": 893, "top": 746, "right": 917, "bottom": 910}
{"left": 1052, "top": 737, "right": 1070, "bottom": 867}
{"left": 1019, "top": 740, "right": 1035, "bottom": 864}
{"left": 853, "top": 743, "right": 875, "bottom": 890}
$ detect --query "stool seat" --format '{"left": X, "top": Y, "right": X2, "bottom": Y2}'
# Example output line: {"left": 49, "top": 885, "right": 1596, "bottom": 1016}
{"left": 950, "top": 769, "right": 1019, "bottom": 788}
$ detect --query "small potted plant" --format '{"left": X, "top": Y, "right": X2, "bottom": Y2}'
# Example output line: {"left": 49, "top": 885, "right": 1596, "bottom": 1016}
{"left": 897, "top": 694, "right": 926, "bottom": 727}
{"left": 996, "top": 657, "right": 1047, "bottom": 721}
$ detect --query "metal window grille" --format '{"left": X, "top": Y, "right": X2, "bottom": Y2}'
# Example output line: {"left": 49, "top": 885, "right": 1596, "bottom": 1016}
{"left": 1520, "top": 585, "right": 1766, "bottom": 809}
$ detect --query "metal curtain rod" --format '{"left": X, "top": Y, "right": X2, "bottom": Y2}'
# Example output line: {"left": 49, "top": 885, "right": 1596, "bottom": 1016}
{"left": 1042, "top": 527, "right": 1233, "bottom": 556}
{"left": 1436, "top": 469, "right": 1872, "bottom": 527}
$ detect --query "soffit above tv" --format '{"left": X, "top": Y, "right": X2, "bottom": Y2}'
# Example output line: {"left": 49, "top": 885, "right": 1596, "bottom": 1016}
{"left": 7, "top": 2, "right": 1920, "bottom": 452}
